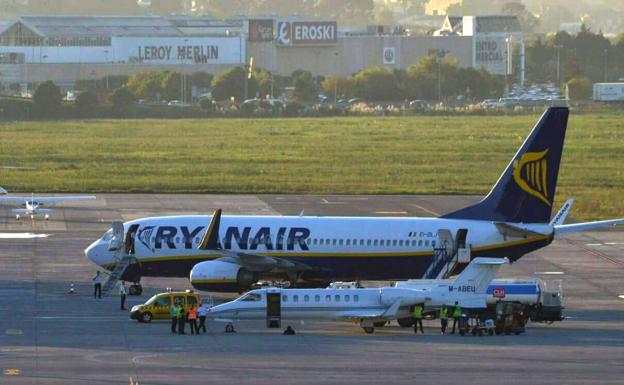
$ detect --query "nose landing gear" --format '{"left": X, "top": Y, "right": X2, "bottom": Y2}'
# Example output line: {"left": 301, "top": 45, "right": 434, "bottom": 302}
{"left": 128, "top": 283, "right": 143, "bottom": 296}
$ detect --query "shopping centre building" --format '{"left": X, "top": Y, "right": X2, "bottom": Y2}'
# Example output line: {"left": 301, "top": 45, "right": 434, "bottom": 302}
{"left": 0, "top": 15, "right": 522, "bottom": 94}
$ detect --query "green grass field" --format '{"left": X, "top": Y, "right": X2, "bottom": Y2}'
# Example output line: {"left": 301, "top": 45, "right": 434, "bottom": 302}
{"left": 1, "top": 113, "right": 623, "bottom": 220}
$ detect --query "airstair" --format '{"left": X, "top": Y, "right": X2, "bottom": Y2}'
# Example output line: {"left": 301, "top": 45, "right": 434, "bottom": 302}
{"left": 101, "top": 222, "right": 139, "bottom": 296}
{"left": 421, "top": 229, "right": 470, "bottom": 279}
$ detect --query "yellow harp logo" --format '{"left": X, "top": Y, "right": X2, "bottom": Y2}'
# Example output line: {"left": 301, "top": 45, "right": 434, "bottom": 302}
{"left": 512, "top": 149, "right": 551, "bottom": 206}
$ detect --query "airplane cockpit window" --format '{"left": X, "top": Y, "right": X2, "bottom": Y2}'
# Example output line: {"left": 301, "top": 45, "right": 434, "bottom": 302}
{"left": 240, "top": 293, "right": 262, "bottom": 302}
{"left": 102, "top": 229, "right": 113, "bottom": 241}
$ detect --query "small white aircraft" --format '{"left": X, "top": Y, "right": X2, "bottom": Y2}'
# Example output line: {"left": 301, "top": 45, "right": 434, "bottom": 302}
{"left": 0, "top": 193, "right": 96, "bottom": 220}
{"left": 207, "top": 257, "right": 508, "bottom": 334}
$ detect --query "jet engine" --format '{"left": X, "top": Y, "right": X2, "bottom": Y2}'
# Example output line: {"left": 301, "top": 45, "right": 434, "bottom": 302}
{"left": 190, "top": 260, "right": 256, "bottom": 292}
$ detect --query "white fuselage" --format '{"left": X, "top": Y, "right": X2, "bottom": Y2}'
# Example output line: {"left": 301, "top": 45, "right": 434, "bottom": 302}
{"left": 85, "top": 215, "right": 551, "bottom": 281}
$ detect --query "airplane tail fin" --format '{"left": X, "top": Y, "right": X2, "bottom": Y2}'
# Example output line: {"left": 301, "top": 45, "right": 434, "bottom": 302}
{"left": 442, "top": 107, "right": 569, "bottom": 223}
{"left": 452, "top": 257, "right": 509, "bottom": 294}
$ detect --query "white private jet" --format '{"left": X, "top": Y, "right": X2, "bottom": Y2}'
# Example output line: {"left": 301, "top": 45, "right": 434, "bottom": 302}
{"left": 85, "top": 107, "right": 624, "bottom": 293}
{"left": 206, "top": 257, "right": 509, "bottom": 334}
{"left": 0, "top": 193, "right": 96, "bottom": 220}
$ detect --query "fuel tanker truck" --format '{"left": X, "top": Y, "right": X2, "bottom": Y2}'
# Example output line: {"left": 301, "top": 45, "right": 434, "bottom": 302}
{"left": 395, "top": 278, "right": 564, "bottom": 326}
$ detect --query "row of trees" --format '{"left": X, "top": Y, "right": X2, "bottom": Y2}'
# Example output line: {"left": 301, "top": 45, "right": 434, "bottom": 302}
{"left": 114, "top": 54, "right": 503, "bottom": 105}
{"left": 524, "top": 26, "right": 624, "bottom": 85}
{"left": 321, "top": 56, "right": 503, "bottom": 102}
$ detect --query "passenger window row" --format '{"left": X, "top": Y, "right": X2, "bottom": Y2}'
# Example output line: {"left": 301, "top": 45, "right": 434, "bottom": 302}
{"left": 148, "top": 236, "right": 436, "bottom": 248}
{"left": 282, "top": 294, "right": 360, "bottom": 303}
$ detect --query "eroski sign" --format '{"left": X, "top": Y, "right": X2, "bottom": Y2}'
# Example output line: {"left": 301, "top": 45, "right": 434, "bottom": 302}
{"left": 138, "top": 226, "right": 311, "bottom": 251}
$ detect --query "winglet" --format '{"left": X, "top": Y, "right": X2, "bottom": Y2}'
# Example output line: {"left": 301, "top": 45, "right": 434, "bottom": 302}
{"left": 0, "top": 187, "right": 7, "bottom": 194}
{"left": 550, "top": 198, "right": 574, "bottom": 227}
{"left": 198, "top": 209, "right": 222, "bottom": 250}
{"left": 381, "top": 299, "right": 402, "bottom": 318}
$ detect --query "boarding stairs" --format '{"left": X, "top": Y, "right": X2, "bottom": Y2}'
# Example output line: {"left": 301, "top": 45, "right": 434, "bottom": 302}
{"left": 101, "top": 221, "right": 137, "bottom": 296}
{"left": 421, "top": 229, "right": 470, "bottom": 279}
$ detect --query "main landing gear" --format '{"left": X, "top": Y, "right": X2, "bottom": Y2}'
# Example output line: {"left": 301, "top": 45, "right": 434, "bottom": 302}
{"left": 128, "top": 283, "right": 143, "bottom": 296}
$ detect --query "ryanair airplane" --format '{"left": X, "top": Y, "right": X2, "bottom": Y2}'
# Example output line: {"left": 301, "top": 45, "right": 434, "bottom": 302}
{"left": 85, "top": 107, "right": 623, "bottom": 292}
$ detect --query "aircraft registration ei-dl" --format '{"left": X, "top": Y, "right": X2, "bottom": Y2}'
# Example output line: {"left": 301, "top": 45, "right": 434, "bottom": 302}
{"left": 85, "top": 107, "right": 624, "bottom": 292}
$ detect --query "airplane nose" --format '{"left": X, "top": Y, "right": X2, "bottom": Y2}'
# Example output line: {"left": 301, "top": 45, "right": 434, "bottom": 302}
{"left": 85, "top": 240, "right": 112, "bottom": 268}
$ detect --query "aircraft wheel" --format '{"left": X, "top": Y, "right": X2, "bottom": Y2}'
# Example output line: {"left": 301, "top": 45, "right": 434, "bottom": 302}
{"left": 373, "top": 321, "right": 387, "bottom": 328}
{"left": 129, "top": 284, "right": 143, "bottom": 296}
{"left": 141, "top": 312, "right": 152, "bottom": 323}
{"left": 363, "top": 327, "right": 375, "bottom": 334}
{"left": 397, "top": 317, "right": 414, "bottom": 328}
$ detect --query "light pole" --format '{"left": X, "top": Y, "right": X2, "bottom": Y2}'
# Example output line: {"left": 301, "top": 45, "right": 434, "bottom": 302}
{"left": 554, "top": 44, "right": 562, "bottom": 85}
{"left": 603, "top": 48, "right": 608, "bottom": 82}
{"left": 104, "top": 49, "right": 109, "bottom": 90}
{"left": 333, "top": 51, "right": 339, "bottom": 106}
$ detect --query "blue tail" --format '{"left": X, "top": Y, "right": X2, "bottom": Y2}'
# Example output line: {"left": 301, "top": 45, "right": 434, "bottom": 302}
{"left": 442, "top": 107, "right": 569, "bottom": 224}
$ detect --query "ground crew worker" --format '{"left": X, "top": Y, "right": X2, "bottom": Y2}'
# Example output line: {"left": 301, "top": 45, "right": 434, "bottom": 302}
{"left": 439, "top": 305, "right": 448, "bottom": 334}
{"left": 92, "top": 271, "right": 102, "bottom": 299}
{"left": 119, "top": 281, "right": 127, "bottom": 310}
{"left": 412, "top": 304, "right": 424, "bottom": 334}
{"left": 451, "top": 301, "right": 462, "bottom": 334}
{"left": 170, "top": 305, "right": 179, "bottom": 334}
{"left": 177, "top": 306, "right": 186, "bottom": 335}
{"left": 197, "top": 303, "right": 207, "bottom": 333}
{"left": 188, "top": 306, "right": 198, "bottom": 335}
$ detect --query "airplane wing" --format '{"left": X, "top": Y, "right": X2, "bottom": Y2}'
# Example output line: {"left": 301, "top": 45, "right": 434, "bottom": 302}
{"left": 555, "top": 218, "right": 624, "bottom": 235}
{"left": 0, "top": 195, "right": 96, "bottom": 204}
{"left": 13, "top": 208, "right": 53, "bottom": 213}
{"left": 337, "top": 299, "right": 403, "bottom": 320}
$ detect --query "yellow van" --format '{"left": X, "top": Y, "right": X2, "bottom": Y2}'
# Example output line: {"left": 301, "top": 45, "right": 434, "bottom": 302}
{"left": 130, "top": 290, "right": 201, "bottom": 323}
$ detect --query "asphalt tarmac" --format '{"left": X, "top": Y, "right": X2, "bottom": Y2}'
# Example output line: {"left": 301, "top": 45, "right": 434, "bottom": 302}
{"left": 1, "top": 194, "right": 623, "bottom": 384}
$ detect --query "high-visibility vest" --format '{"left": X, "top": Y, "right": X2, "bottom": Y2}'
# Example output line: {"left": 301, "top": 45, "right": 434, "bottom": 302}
{"left": 119, "top": 286, "right": 126, "bottom": 295}
{"left": 170, "top": 306, "right": 178, "bottom": 317}
{"left": 188, "top": 308, "right": 197, "bottom": 320}
{"left": 412, "top": 305, "right": 423, "bottom": 319}
{"left": 439, "top": 307, "right": 448, "bottom": 320}
{"left": 453, "top": 305, "right": 462, "bottom": 318}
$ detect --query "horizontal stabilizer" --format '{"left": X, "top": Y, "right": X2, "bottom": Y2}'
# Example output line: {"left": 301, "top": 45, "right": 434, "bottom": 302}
{"left": 494, "top": 222, "right": 550, "bottom": 238}
{"left": 555, "top": 218, "right": 624, "bottom": 235}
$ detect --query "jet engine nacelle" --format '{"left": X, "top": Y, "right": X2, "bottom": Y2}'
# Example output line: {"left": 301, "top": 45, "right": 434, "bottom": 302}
{"left": 190, "top": 260, "right": 255, "bottom": 292}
